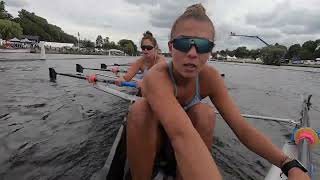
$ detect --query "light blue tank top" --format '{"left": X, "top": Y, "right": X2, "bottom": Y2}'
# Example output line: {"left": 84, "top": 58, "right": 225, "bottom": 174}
{"left": 135, "top": 68, "right": 149, "bottom": 80}
{"left": 167, "top": 61, "right": 202, "bottom": 111}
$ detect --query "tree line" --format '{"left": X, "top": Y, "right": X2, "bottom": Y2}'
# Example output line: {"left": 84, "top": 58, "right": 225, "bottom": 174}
{"left": 217, "top": 40, "right": 320, "bottom": 65}
{"left": 0, "top": 1, "right": 139, "bottom": 55}
{"left": 0, "top": 1, "right": 77, "bottom": 43}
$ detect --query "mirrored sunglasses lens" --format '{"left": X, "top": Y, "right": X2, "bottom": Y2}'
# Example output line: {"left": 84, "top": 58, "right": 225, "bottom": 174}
{"left": 173, "top": 38, "right": 190, "bottom": 52}
{"left": 194, "top": 39, "right": 212, "bottom": 53}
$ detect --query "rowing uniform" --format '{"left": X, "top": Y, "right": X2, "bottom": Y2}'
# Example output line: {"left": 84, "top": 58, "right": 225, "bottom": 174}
{"left": 167, "top": 61, "right": 203, "bottom": 111}
{"left": 154, "top": 61, "right": 204, "bottom": 177}
{"left": 135, "top": 67, "right": 149, "bottom": 80}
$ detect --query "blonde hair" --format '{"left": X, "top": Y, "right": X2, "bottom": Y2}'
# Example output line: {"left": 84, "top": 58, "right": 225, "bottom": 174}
{"left": 141, "top": 31, "right": 158, "bottom": 48}
{"left": 170, "top": 4, "right": 215, "bottom": 40}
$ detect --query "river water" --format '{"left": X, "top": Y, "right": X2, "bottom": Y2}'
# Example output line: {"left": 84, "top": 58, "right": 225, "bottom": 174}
{"left": 0, "top": 53, "right": 319, "bottom": 180}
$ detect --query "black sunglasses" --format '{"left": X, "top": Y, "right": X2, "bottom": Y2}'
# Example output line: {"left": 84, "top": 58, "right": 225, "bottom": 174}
{"left": 141, "top": 45, "right": 154, "bottom": 51}
{"left": 171, "top": 36, "right": 215, "bottom": 54}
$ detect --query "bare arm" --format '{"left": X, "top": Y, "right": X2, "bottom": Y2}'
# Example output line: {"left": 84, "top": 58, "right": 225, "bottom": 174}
{"left": 206, "top": 67, "right": 287, "bottom": 167}
{"left": 122, "top": 58, "right": 143, "bottom": 81}
{"left": 142, "top": 64, "right": 222, "bottom": 180}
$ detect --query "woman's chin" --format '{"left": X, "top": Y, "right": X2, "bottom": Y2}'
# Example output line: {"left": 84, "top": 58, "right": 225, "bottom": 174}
{"left": 181, "top": 71, "right": 198, "bottom": 79}
{"left": 144, "top": 54, "right": 153, "bottom": 59}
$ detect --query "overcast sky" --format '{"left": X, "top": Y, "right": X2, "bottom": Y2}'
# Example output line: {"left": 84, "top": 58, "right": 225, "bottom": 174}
{"left": 4, "top": 0, "right": 320, "bottom": 52}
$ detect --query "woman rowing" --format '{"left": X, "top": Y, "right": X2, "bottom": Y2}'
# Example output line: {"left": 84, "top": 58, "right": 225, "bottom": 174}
{"left": 126, "top": 4, "right": 310, "bottom": 180}
{"left": 116, "top": 31, "right": 166, "bottom": 88}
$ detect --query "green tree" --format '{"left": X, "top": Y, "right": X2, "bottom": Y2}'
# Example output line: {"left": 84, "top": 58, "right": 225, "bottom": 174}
{"left": 0, "top": 19, "right": 23, "bottom": 39}
{"left": 80, "top": 39, "right": 95, "bottom": 48}
{"left": 302, "top": 40, "right": 317, "bottom": 53}
{"left": 234, "top": 46, "right": 249, "bottom": 58}
{"left": 249, "top": 49, "right": 260, "bottom": 59}
{"left": 298, "top": 49, "right": 313, "bottom": 60}
{"left": 315, "top": 39, "right": 320, "bottom": 45}
{"left": 260, "top": 45, "right": 286, "bottom": 65}
{"left": 313, "top": 48, "right": 320, "bottom": 59}
{"left": 286, "top": 44, "right": 301, "bottom": 59}
{"left": 14, "top": 9, "right": 77, "bottom": 43}
{"left": 117, "top": 39, "right": 138, "bottom": 55}
{"left": 104, "top": 37, "right": 109, "bottom": 44}
{"left": 0, "top": 1, "right": 12, "bottom": 19}
{"left": 274, "top": 43, "right": 287, "bottom": 51}
{"left": 96, "top": 35, "right": 103, "bottom": 47}
{"left": 219, "top": 50, "right": 226, "bottom": 56}
{"left": 124, "top": 43, "right": 135, "bottom": 55}
{"left": 225, "top": 49, "right": 234, "bottom": 56}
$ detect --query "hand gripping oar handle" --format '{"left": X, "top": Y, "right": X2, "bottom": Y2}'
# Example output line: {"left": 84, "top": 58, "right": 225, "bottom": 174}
{"left": 86, "top": 74, "right": 137, "bottom": 88}
{"left": 101, "top": 79, "right": 137, "bottom": 88}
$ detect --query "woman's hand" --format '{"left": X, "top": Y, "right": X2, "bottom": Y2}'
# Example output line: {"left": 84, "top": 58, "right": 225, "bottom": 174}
{"left": 288, "top": 168, "right": 310, "bottom": 180}
{"left": 115, "top": 76, "right": 126, "bottom": 86}
{"left": 86, "top": 74, "right": 97, "bottom": 84}
{"left": 137, "top": 80, "right": 143, "bottom": 88}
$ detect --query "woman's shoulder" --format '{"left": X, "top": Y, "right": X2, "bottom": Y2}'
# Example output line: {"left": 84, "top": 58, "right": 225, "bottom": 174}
{"left": 200, "top": 64, "right": 220, "bottom": 77}
{"left": 135, "top": 57, "right": 144, "bottom": 63}
{"left": 199, "top": 64, "right": 224, "bottom": 86}
{"left": 151, "top": 61, "right": 169, "bottom": 72}
{"left": 199, "top": 64, "right": 226, "bottom": 95}
{"left": 132, "top": 57, "right": 145, "bottom": 67}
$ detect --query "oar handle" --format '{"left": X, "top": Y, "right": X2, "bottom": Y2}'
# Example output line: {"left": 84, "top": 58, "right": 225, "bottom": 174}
{"left": 120, "top": 82, "right": 137, "bottom": 88}
{"left": 102, "top": 79, "right": 136, "bottom": 87}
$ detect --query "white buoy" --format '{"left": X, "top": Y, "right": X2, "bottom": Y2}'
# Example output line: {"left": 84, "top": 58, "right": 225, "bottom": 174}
{"left": 40, "top": 41, "right": 46, "bottom": 60}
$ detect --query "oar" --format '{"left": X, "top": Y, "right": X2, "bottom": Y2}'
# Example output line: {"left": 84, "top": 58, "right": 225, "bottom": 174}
{"left": 94, "top": 72, "right": 139, "bottom": 82}
{"left": 49, "top": 68, "right": 137, "bottom": 88}
{"left": 76, "top": 64, "right": 128, "bottom": 74}
{"left": 101, "top": 63, "right": 131, "bottom": 69}
{"left": 214, "top": 110, "right": 299, "bottom": 125}
{"left": 77, "top": 64, "right": 141, "bottom": 82}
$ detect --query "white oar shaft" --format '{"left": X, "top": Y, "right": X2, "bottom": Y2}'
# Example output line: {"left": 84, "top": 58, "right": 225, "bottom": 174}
{"left": 214, "top": 111, "right": 299, "bottom": 125}
{"left": 95, "top": 72, "right": 139, "bottom": 82}
{"left": 93, "top": 84, "right": 138, "bottom": 102}
{"left": 95, "top": 73, "right": 118, "bottom": 79}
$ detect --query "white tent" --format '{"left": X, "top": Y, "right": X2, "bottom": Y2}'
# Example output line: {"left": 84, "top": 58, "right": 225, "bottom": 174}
{"left": 9, "top": 37, "right": 21, "bottom": 42}
{"left": 20, "top": 38, "right": 32, "bottom": 43}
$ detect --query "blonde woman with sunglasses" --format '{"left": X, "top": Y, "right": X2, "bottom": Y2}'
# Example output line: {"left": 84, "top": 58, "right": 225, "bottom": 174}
{"left": 116, "top": 31, "right": 165, "bottom": 88}
{"left": 126, "top": 3, "right": 310, "bottom": 180}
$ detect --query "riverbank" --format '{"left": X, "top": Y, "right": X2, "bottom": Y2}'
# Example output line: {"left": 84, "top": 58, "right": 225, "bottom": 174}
{"left": 283, "top": 63, "right": 320, "bottom": 68}
{"left": 211, "top": 59, "right": 320, "bottom": 68}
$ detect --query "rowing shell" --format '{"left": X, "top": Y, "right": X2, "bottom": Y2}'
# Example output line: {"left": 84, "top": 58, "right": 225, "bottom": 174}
{"left": 265, "top": 95, "right": 314, "bottom": 180}
{"left": 49, "top": 67, "right": 315, "bottom": 180}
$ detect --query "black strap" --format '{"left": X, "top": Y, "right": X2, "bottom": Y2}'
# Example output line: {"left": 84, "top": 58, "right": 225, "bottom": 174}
{"left": 281, "top": 159, "right": 308, "bottom": 177}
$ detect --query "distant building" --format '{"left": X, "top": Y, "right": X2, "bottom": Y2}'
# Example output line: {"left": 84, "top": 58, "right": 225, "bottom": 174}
{"left": 44, "top": 41, "right": 74, "bottom": 48}
{"left": 21, "top": 35, "right": 40, "bottom": 43}
{"left": 107, "top": 49, "right": 125, "bottom": 56}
